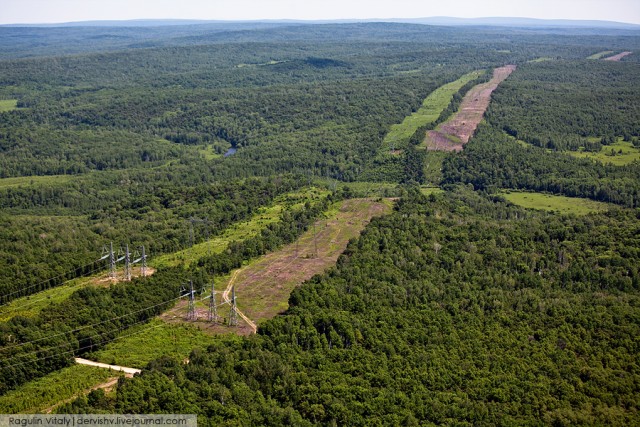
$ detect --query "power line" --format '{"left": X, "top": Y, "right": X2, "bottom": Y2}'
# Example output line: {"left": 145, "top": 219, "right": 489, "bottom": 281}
{"left": 0, "top": 264, "right": 108, "bottom": 317}
{"left": 1, "top": 317, "right": 173, "bottom": 371}
{"left": 0, "top": 295, "right": 184, "bottom": 352}
{"left": 2, "top": 301, "right": 190, "bottom": 366}
{"left": 0, "top": 258, "right": 106, "bottom": 303}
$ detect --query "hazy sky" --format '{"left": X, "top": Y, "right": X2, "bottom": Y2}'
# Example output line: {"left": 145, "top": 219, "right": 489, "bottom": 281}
{"left": 2, "top": 0, "right": 639, "bottom": 25}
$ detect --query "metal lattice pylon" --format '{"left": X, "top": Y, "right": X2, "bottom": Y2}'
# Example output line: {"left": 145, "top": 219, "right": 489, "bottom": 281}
{"left": 124, "top": 244, "right": 132, "bottom": 281}
{"left": 228, "top": 285, "right": 238, "bottom": 326}
{"left": 140, "top": 245, "right": 147, "bottom": 277}
{"left": 109, "top": 242, "right": 117, "bottom": 280}
{"left": 187, "top": 280, "right": 196, "bottom": 321}
{"left": 208, "top": 280, "right": 218, "bottom": 322}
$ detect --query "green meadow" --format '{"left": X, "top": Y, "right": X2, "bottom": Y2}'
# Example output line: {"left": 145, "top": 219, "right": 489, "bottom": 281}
{"left": 500, "top": 191, "right": 611, "bottom": 215}
{"left": 568, "top": 139, "right": 640, "bottom": 166}
{"left": 587, "top": 51, "right": 614, "bottom": 59}
{"left": 0, "top": 99, "right": 18, "bottom": 112}
{"left": 0, "top": 364, "right": 116, "bottom": 413}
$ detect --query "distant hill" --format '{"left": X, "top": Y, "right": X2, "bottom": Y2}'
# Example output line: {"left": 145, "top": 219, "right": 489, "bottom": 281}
{"left": 397, "top": 16, "right": 640, "bottom": 29}
{"left": 3, "top": 17, "right": 639, "bottom": 30}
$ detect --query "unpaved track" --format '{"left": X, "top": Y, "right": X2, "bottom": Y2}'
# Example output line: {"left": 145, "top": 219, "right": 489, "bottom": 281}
{"left": 74, "top": 357, "right": 141, "bottom": 375}
{"left": 43, "top": 377, "right": 120, "bottom": 413}
{"left": 604, "top": 51, "right": 632, "bottom": 61}
{"left": 222, "top": 269, "right": 258, "bottom": 333}
{"left": 426, "top": 65, "right": 517, "bottom": 151}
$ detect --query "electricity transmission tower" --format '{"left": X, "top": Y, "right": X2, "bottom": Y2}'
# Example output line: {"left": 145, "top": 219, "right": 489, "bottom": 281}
{"left": 109, "top": 242, "right": 116, "bottom": 279}
{"left": 124, "top": 244, "right": 132, "bottom": 281}
{"left": 187, "top": 280, "right": 196, "bottom": 321}
{"left": 208, "top": 280, "right": 218, "bottom": 322}
{"left": 228, "top": 286, "right": 238, "bottom": 326}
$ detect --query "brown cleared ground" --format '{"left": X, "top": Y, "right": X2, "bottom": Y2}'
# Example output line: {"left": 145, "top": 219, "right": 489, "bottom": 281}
{"left": 231, "top": 198, "right": 391, "bottom": 325}
{"left": 425, "top": 65, "right": 517, "bottom": 151}
{"left": 604, "top": 51, "right": 632, "bottom": 61}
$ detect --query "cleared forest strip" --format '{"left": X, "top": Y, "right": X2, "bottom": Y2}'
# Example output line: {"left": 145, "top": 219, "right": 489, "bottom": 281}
{"left": 603, "top": 51, "right": 632, "bottom": 61}
{"left": 380, "top": 71, "right": 483, "bottom": 153}
{"left": 227, "top": 198, "right": 392, "bottom": 325}
{"left": 587, "top": 50, "right": 614, "bottom": 59}
{"left": 425, "top": 65, "right": 517, "bottom": 152}
{"left": 153, "top": 187, "right": 330, "bottom": 268}
{"left": 0, "top": 188, "right": 327, "bottom": 322}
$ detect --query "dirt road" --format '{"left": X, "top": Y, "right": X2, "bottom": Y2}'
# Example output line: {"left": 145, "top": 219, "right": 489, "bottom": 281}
{"left": 222, "top": 269, "right": 258, "bottom": 333}
{"left": 74, "top": 357, "right": 141, "bottom": 375}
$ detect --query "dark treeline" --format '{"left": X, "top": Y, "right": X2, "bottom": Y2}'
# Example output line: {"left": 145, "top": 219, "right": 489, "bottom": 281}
{"left": 58, "top": 188, "right": 640, "bottom": 425}
{"left": 442, "top": 124, "right": 640, "bottom": 207}
{"left": 443, "top": 59, "right": 640, "bottom": 207}
{"left": 486, "top": 60, "right": 640, "bottom": 151}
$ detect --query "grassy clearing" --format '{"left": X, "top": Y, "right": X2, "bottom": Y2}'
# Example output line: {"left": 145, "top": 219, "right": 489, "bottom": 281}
{"left": 0, "top": 276, "right": 95, "bottom": 321}
{"left": 88, "top": 318, "right": 221, "bottom": 368}
{"left": 500, "top": 191, "right": 611, "bottom": 215}
{"left": 587, "top": 51, "right": 614, "bottom": 60}
{"left": 152, "top": 187, "right": 330, "bottom": 269}
{"left": 0, "top": 99, "right": 18, "bottom": 112}
{"left": 380, "top": 71, "right": 483, "bottom": 152}
{"left": 0, "top": 175, "right": 72, "bottom": 189}
{"left": 528, "top": 57, "right": 553, "bottom": 63}
{"left": 568, "top": 140, "right": 640, "bottom": 166}
{"left": 420, "top": 187, "right": 444, "bottom": 196}
{"left": 0, "top": 364, "right": 116, "bottom": 413}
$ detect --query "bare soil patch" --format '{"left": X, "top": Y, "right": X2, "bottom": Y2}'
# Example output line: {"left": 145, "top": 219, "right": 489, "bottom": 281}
{"left": 230, "top": 198, "right": 391, "bottom": 325}
{"left": 425, "top": 65, "right": 517, "bottom": 152}
{"left": 604, "top": 51, "right": 632, "bottom": 61}
{"left": 93, "top": 266, "right": 156, "bottom": 287}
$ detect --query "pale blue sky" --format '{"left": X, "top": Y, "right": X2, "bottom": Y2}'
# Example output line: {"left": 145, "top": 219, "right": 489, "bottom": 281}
{"left": 2, "top": 0, "right": 639, "bottom": 25}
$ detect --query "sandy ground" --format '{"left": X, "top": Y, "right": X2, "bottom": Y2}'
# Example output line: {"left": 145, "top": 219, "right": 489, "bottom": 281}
{"left": 425, "top": 65, "right": 517, "bottom": 151}
{"left": 604, "top": 51, "right": 632, "bottom": 61}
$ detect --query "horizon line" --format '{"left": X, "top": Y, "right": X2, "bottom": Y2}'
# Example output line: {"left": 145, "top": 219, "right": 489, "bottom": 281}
{"left": 2, "top": 16, "right": 640, "bottom": 28}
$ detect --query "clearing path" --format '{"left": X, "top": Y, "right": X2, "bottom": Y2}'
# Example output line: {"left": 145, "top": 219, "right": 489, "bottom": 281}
{"left": 380, "top": 70, "right": 483, "bottom": 153}
{"left": 603, "top": 51, "right": 632, "bottom": 61}
{"left": 222, "top": 269, "right": 258, "bottom": 333}
{"left": 43, "top": 377, "right": 120, "bottom": 414}
{"left": 221, "top": 198, "right": 392, "bottom": 331}
{"left": 425, "top": 65, "right": 516, "bottom": 152}
{"left": 74, "top": 357, "right": 141, "bottom": 375}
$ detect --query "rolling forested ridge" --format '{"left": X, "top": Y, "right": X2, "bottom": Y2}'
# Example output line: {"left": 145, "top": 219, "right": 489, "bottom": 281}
{"left": 0, "top": 21, "right": 639, "bottom": 424}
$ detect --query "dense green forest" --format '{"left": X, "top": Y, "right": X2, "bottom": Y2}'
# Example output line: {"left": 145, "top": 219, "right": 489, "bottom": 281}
{"left": 0, "top": 21, "right": 639, "bottom": 423}
{"left": 443, "top": 60, "right": 640, "bottom": 207}
{"left": 58, "top": 188, "right": 640, "bottom": 425}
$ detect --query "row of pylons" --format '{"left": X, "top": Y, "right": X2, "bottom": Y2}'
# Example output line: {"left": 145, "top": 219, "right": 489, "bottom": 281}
{"left": 184, "top": 280, "right": 238, "bottom": 327}
{"left": 101, "top": 243, "right": 147, "bottom": 281}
